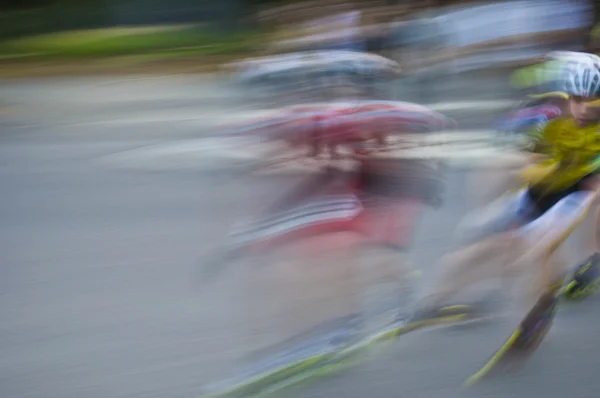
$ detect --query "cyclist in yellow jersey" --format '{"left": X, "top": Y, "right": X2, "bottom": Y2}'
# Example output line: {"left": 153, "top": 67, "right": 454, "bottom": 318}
{"left": 521, "top": 54, "right": 600, "bottom": 298}
{"left": 401, "top": 52, "right": 600, "bottom": 324}
{"left": 524, "top": 114, "right": 600, "bottom": 201}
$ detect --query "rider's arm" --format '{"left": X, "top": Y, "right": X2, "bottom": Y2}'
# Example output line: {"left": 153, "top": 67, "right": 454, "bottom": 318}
{"left": 524, "top": 128, "right": 552, "bottom": 156}
{"left": 513, "top": 120, "right": 558, "bottom": 185}
{"left": 522, "top": 118, "right": 562, "bottom": 160}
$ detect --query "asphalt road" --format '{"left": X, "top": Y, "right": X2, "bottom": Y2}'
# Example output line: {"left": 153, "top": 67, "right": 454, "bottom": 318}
{"left": 1, "top": 75, "right": 598, "bottom": 398}
{"left": 1, "top": 71, "right": 518, "bottom": 130}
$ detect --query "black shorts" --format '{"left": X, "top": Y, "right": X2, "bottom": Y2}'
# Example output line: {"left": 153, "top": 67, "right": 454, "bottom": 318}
{"left": 357, "top": 158, "right": 444, "bottom": 207}
{"left": 526, "top": 173, "right": 598, "bottom": 220}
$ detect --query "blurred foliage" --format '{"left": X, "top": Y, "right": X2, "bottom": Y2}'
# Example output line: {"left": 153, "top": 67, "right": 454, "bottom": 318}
{"left": 0, "top": 0, "right": 248, "bottom": 40}
{"left": 0, "top": 0, "right": 52, "bottom": 9}
{"left": 0, "top": 7, "right": 110, "bottom": 39}
{"left": 0, "top": 26, "right": 257, "bottom": 59}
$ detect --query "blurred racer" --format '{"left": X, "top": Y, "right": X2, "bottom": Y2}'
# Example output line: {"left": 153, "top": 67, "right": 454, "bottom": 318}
{"left": 409, "top": 52, "right": 600, "bottom": 329}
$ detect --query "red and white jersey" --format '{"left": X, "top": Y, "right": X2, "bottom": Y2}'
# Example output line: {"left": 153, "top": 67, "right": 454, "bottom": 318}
{"left": 218, "top": 100, "right": 452, "bottom": 160}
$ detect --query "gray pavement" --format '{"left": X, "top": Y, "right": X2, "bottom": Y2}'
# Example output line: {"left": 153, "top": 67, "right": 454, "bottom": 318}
{"left": 1, "top": 71, "right": 518, "bottom": 130}
{"left": 0, "top": 75, "right": 597, "bottom": 398}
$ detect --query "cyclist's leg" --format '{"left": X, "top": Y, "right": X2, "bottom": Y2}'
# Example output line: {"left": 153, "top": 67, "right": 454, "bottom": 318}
{"left": 565, "top": 175, "right": 600, "bottom": 296}
{"left": 354, "top": 197, "right": 423, "bottom": 327}
{"left": 568, "top": 204, "right": 600, "bottom": 295}
{"left": 248, "top": 196, "right": 422, "bottom": 349}
{"left": 501, "top": 189, "right": 595, "bottom": 309}
{"left": 355, "top": 243, "right": 415, "bottom": 331}
{"left": 354, "top": 158, "right": 442, "bottom": 320}
{"left": 237, "top": 172, "right": 365, "bottom": 354}
{"left": 503, "top": 191, "right": 590, "bottom": 342}
{"left": 244, "top": 230, "right": 364, "bottom": 355}
{"left": 420, "top": 233, "right": 522, "bottom": 310}
{"left": 240, "top": 160, "right": 428, "bottom": 351}
{"left": 519, "top": 243, "right": 568, "bottom": 310}
{"left": 575, "top": 203, "right": 600, "bottom": 255}
{"left": 455, "top": 188, "right": 529, "bottom": 243}
{"left": 418, "top": 189, "right": 531, "bottom": 310}
{"left": 418, "top": 188, "right": 591, "bottom": 314}
{"left": 515, "top": 190, "right": 597, "bottom": 271}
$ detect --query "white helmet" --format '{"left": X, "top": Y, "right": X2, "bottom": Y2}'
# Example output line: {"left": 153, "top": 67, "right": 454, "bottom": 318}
{"left": 547, "top": 51, "right": 600, "bottom": 97}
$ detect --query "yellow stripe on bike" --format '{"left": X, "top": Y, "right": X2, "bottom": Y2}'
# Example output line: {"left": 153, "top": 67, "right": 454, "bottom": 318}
{"left": 464, "top": 329, "right": 522, "bottom": 386}
{"left": 202, "top": 353, "right": 332, "bottom": 398}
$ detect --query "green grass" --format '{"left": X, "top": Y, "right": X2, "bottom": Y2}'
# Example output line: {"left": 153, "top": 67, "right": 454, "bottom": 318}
{"left": 0, "top": 25, "right": 260, "bottom": 60}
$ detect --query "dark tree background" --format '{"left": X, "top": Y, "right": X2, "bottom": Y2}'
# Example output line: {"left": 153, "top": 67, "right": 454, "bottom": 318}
{"left": 0, "top": 0, "right": 599, "bottom": 40}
